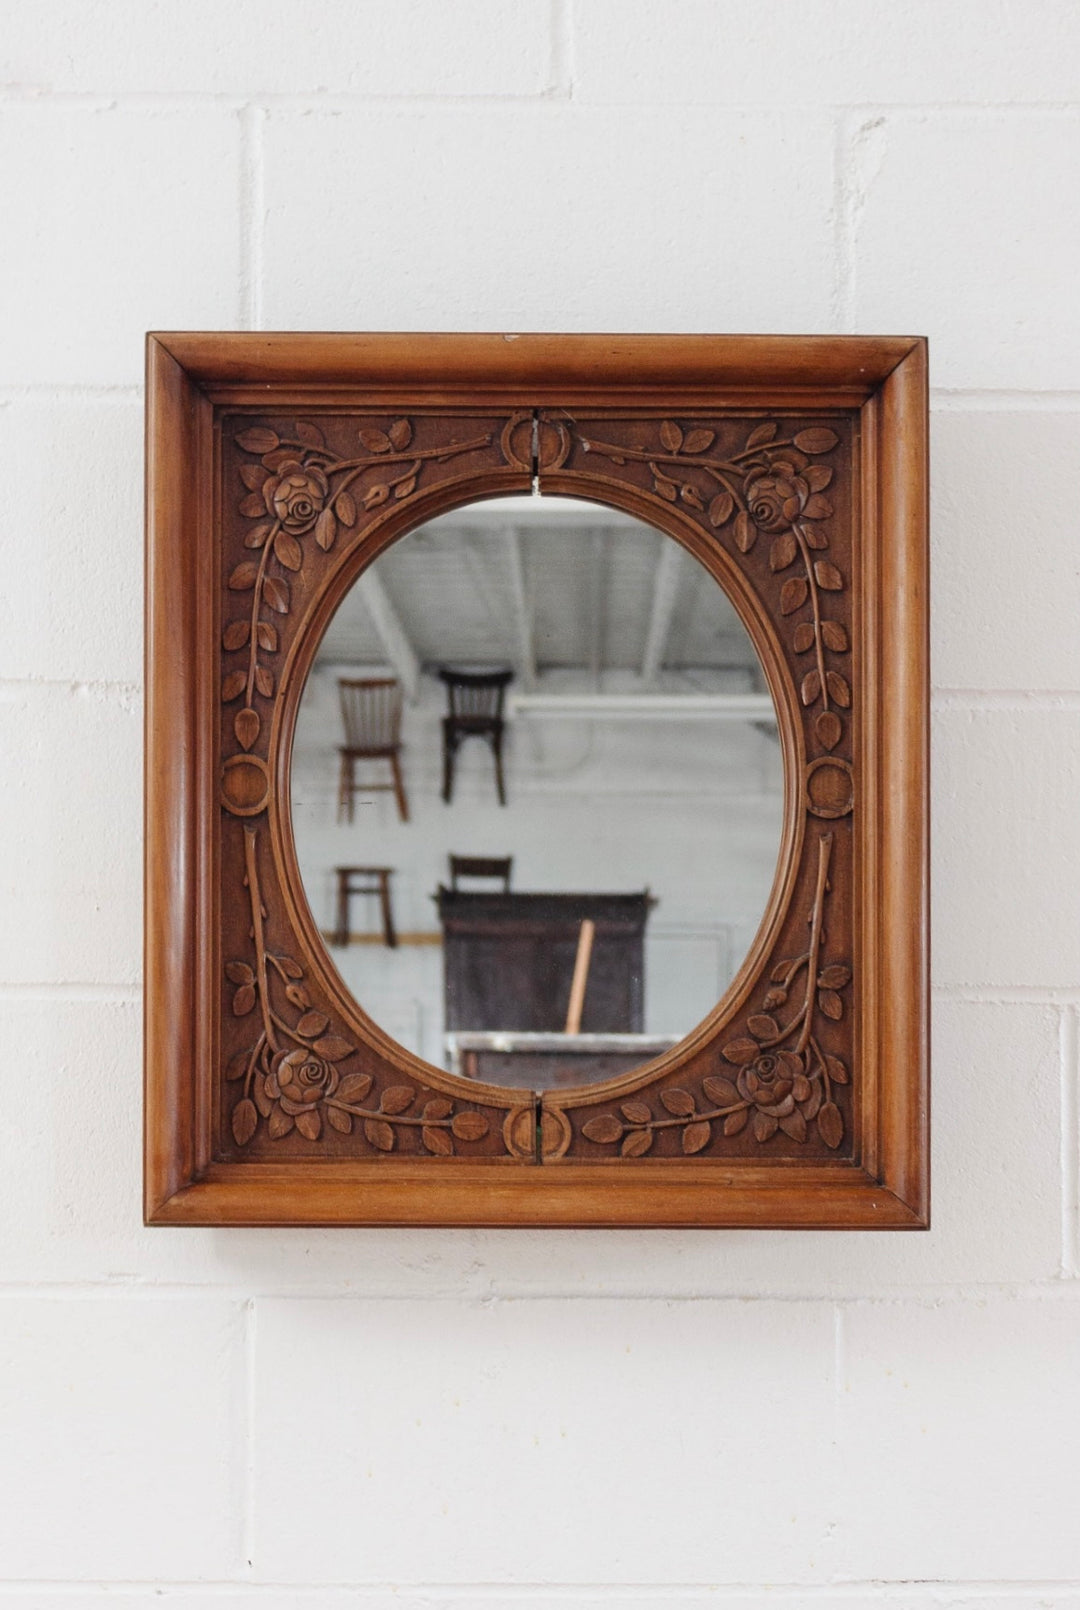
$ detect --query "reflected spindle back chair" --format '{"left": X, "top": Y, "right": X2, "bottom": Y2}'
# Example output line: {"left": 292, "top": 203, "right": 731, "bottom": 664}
{"left": 337, "top": 677, "right": 409, "bottom": 823}
{"left": 438, "top": 668, "right": 513, "bottom": 805}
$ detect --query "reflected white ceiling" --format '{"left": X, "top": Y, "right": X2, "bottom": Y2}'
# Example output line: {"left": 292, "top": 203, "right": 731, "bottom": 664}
{"left": 314, "top": 496, "right": 766, "bottom": 689}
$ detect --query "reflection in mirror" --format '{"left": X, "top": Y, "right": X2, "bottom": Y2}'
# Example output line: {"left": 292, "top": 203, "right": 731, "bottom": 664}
{"left": 291, "top": 496, "right": 783, "bottom": 1090}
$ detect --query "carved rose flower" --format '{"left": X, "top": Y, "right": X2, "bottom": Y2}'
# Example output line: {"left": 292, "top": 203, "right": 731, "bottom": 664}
{"left": 744, "top": 463, "right": 810, "bottom": 533}
{"left": 736, "top": 1051, "right": 801, "bottom": 1118}
{"left": 262, "top": 460, "right": 329, "bottom": 535}
{"left": 267, "top": 1047, "right": 339, "bottom": 1114}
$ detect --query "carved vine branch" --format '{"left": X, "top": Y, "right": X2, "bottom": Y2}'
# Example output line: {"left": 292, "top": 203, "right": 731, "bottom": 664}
{"left": 579, "top": 833, "right": 851, "bottom": 1154}
{"left": 579, "top": 419, "right": 849, "bottom": 751}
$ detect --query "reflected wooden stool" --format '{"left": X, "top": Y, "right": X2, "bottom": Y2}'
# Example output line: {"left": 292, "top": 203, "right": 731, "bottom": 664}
{"left": 449, "top": 854, "right": 513, "bottom": 892}
{"left": 333, "top": 866, "right": 397, "bottom": 949}
{"left": 338, "top": 677, "right": 409, "bottom": 823}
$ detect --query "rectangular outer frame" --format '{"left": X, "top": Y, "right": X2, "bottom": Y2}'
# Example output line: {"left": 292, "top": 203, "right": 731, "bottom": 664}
{"left": 145, "top": 332, "right": 928, "bottom": 1228}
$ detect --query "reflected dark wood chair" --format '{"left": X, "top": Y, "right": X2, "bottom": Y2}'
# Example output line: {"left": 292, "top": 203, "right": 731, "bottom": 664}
{"left": 449, "top": 854, "right": 513, "bottom": 892}
{"left": 438, "top": 668, "right": 513, "bottom": 805}
{"left": 337, "top": 677, "right": 408, "bottom": 823}
{"left": 333, "top": 866, "right": 397, "bottom": 949}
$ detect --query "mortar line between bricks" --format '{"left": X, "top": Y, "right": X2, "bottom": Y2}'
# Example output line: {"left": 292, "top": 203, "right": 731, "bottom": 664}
{"left": 2, "top": 1582, "right": 1080, "bottom": 1598}
{"left": 832, "top": 113, "right": 857, "bottom": 332}
{"left": 933, "top": 984, "right": 1080, "bottom": 1004}
{"left": 239, "top": 104, "right": 265, "bottom": 330}
{"left": 0, "top": 982, "right": 139, "bottom": 1001}
{"left": 241, "top": 1297, "right": 256, "bottom": 1576}
{"left": 932, "top": 689, "right": 1080, "bottom": 709}
{"left": 2, "top": 1282, "right": 1079, "bottom": 1303}
{"left": 1061, "top": 1006, "right": 1080, "bottom": 1278}
{"left": 550, "top": 0, "right": 575, "bottom": 100}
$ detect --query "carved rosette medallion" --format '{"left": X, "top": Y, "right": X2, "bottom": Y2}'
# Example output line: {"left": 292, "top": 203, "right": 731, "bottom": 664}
{"left": 216, "top": 407, "right": 856, "bottom": 1165}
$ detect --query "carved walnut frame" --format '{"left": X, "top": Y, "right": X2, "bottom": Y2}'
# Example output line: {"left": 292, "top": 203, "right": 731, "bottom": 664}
{"left": 145, "top": 332, "right": 928, "bottom": 1228}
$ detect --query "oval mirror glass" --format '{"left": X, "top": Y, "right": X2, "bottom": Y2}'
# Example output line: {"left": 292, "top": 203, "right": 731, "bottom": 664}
{"left": 291, "top": 496, "right": 783, "bottom": 1091}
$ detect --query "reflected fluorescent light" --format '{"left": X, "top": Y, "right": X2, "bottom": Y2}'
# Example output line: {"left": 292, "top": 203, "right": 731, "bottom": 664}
{"left": 508, "top": 693, "right": 776, "bottom": 721}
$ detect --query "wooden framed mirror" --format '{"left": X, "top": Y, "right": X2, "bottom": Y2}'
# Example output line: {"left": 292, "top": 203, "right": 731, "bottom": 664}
{"left": 145, "top": 332, "right": 928, "bottom": 1228}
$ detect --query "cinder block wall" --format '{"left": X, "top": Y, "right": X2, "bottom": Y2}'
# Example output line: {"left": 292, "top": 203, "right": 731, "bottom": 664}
{"left": 2, "top": 3, "right": 1079, "bottom": 1601}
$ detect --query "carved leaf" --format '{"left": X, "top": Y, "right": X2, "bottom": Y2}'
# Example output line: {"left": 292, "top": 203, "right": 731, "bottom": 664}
{"left": 268, "top": 1106, "right": 294, "bottom": 1139}
{"left": 363, "top": 484, "right": 389, "bottom": 510}
{"left": 792, "top": 1073, "right": 811, "bottom": 1102}
{"left": 683, "top": 428, "right": 715, "bottom": 454}
{"left": 621, "top": 1128, "right": 654, "bottom": 1157}
{"left": 780, "top": 577, "right": 808, "bottom": 615}
{"left": 800, "top": 670, "right": 822, "bottom": 707}
{"left": 723, "top": 1107, "right": 749, "bottom": 1136}
{"left": 801, "top": 522, "right": 828, "bottom": 550}
{"left": 801, "top": 1086, "right": 823, "bottom": 1121}
{"left": 422, "top": 1125, "right": 454, "bottom": 1156}
{"left": 264, "top": 576, "right": 290, "bottom": 614}
{"left": 223, "top": 626, "right": 251, "bottom": 661}
{"left": 660, "top": 1088, "right": 695, "bottom": 1116}
{"left": 650, "top": 465, "right": 678, "bottom": 502}
{"left": 359, "top": 427, "right": 392, "bottom": 453}
{"left": 451, "top": 1111, "right": 490, "bottom": 1141}
{"left": 703, "top": 1075, "right": 740, "bottom": 1107}
{"left": 240, "top": 463, "right": 269, "bottom": 491}
{"left": 771, "top": 960, "right": 792, "bottom": 982}
{"left": 262, "top": 448, "right": 296, "bottom": 471}
{"left": 277, "top": 954, "right": 303, "bottom": 978}
{"left": 753, "top": 1110, "right": 779, "bottom": 1142}
{"left": 747, "top": 1014, "right": 779, "bottom": 1040}
{"left": 335, "top": 490, "right": 357, "bottom": 526}
{"left": 746, "top": 422, "right": 778, "bottom": 448}
{"left": 394, "top": 476, "right": 417, "bottom": 500}
{"left": 826, "top": 670, "right": 851, "bottom": 707}
{"left": 819, "top": 964, "right": 851, "bottom": 989}
{"left": 777, "top": 1049, "right": 804, "bottom": 1077}
{"left": 274, "top": 531, "right": 303, "bottom": 571}
{"left": 680, "top": 483, "right": 704, "bottom": 511}
{"left": 257, "top": 621, "right": 278, "bottom": 652}
{"left": 793, "top": 623, "right": 816, "bottom": 654}
{"left": 821, "top": 620, "right": 848, "bottom": 653}
{"left": 228, "top": 561, "right": 259, "bottom": 591}
{"left": 237, "top": 427, "right": 280, "bottom": 455}
{"left": 815, "top": 710, "right": 842, "bottom": 750}
{"left": 239, "top": 493, "right": 267, "bottom": 519}
{"left": 253, "top": 1071, "right": 273, "bottom": 1118}
{"left": 327, "top": 1106, "right": 352, "bottom": 1134}
{"left": 779, "top": 1110, "right": 807, "bottom": 1142}
{"left": 231, "top": 1098, "right": 258, "bottom": 1146}
{"left": 380, "top": 1085, "right": 415, "bottom": 1115}
{"left": 733, "top": 510, "right": 756, "bottom": 551}
{"left": 582, "top": 1114, "right": 624, "bottom": 1144}
{"left": 814, "top": 560, "right": 843, "bottom": 591}
{"left": 231, "top": 983, "right": 256, "bottom": 1016}
{"left": 659, "top": 420, "right": 683, "bottom": 452}
{"left": 682, "top": 1120, "right": 712, "bottom": 1155}
{"left": 363, "top": 1118, "right": 395, "bottom": 1152}
{"left": 312, "top": 1036, "right": 355, "bottom": 1062}
{"left": 621, "top": 1100, "right": 652, "bottom": 1124}
{"left": 722, "top": 1036, "right": 760, "bottom": 1065}
{"left": 818, "top": 989, "right": 844, "bottom": 1021}
{"left": 804, "top": 464, "right": 833, "bottom": 492}
{"left": 234, "top": 706, "right": 260, "bottom": 750}
{"left": 817, "top": 1101, "right": 843, "bottom": 1148}
{"left": 708, "top": 491, "right": 734, "bottom": 526}
{"left": 794, "top": 428, "right": 838, "bottom": 454}
{"left": 254, "top": 666, "right": 274, "bottom": 699}
{"left": 825, "top": 1054, "right": 850, "bottom": 1085}
{"left": 245, "top": 522, "right": 272, "bottom": 550}
{"left": 225, "top": 961, "right": 254, "bottom": 985}
{"left": 315, "top": 508, "right": 337, "bottom": 550}
{"left": 295, "top": 420, "right": 326, "bottom": 449}
{"left": 804, "top": 494, "right": 833, "bottom": 521}
{"left": 770, "top": 533, "right": 797, "bottom": 571}
{"left": 284, "top": 983, "right": 310, "bottom": 1010}
{"left": 225, "top": 1048, "right": 249, "bottom": 1080}
{"left": 296, "top": 1010, "right": 329, "bottom": 1038}
{"left": 295, "top": 1108, "right": 321, "bottom": 1142}
{"left": 389, "top": 418, "right": 413, "bottom": 450}
{"left": 423, "top": 1097, "right": 454, "bottom": 1121}
{"left": 337, "top": 1072, "right": 373, "bottom": 1104}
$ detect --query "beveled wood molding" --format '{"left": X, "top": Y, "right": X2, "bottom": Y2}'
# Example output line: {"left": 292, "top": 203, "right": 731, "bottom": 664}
{"left": 145, "top": 332, "right": 928, "bottom": 1228}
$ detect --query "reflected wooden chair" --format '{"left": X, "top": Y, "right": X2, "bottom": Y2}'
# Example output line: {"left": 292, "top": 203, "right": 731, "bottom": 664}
{"left": 438, "top": 668, "right": 513, "bottom": 806}
{"left": 337, "top": 677, "right": 408, "bottom": 823}
{"left": 449, "top": 854, "right": 513, "bottom": 892}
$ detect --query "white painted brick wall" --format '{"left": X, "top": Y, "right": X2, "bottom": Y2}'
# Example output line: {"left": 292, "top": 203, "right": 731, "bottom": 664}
{"left": 2, "top": 1, "right": 1078, "bottom": 1602}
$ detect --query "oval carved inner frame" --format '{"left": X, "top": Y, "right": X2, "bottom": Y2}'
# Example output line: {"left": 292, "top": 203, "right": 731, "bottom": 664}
{"left": 145, "top": 332, "right": 928, "bottom": 1229}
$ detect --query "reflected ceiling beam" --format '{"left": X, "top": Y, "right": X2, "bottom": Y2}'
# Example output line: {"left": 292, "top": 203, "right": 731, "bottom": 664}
{"left": 504, "top": 525, "right": 536, "bottom": 691}
{"left": 640, "top": 538, "right": 683, "bottom": 685}
{"left": 355, "top": 570, "right": 420, "bottom": 703}
{"left": 509, "top": 693, "right": 776, "bottom": 720}
{"left": 589, "top": 529, "right": 609, "bottom": 689}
